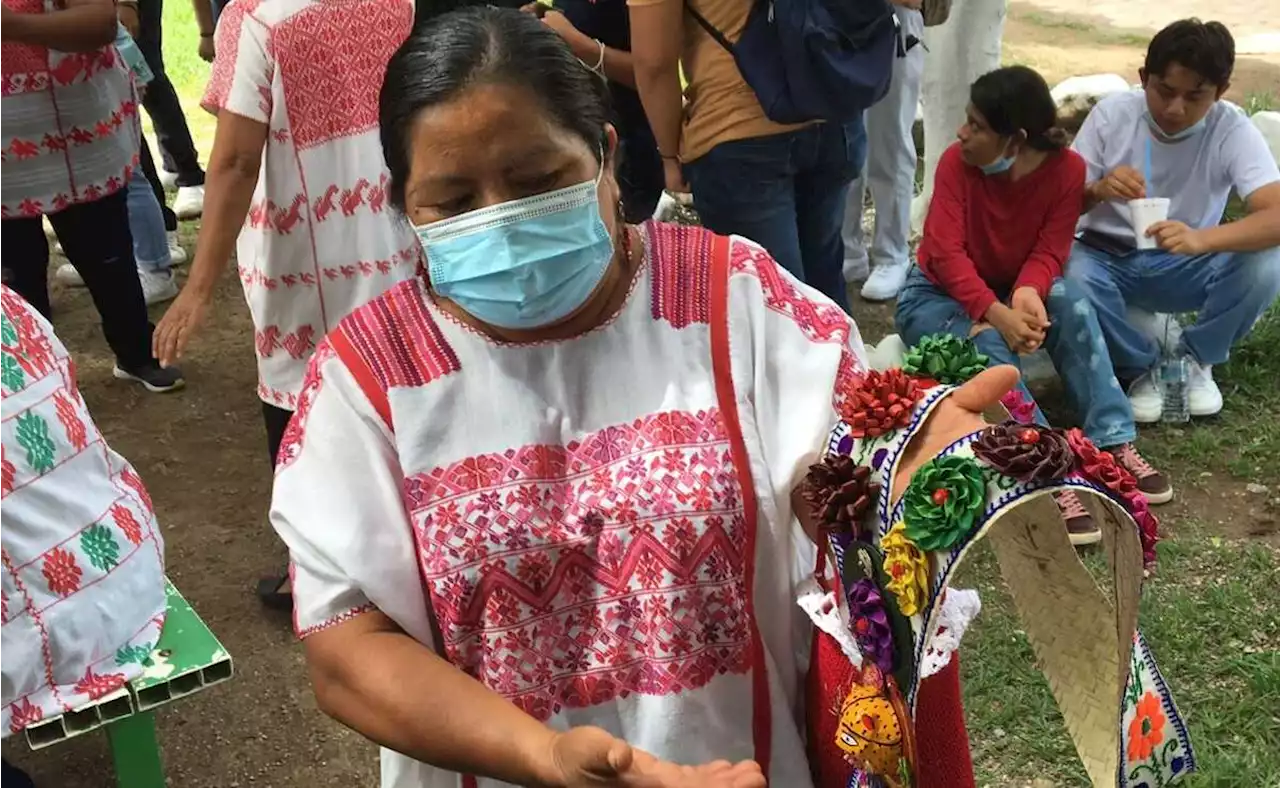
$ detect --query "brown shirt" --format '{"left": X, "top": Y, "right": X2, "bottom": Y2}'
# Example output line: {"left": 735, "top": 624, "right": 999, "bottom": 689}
{"left": 628, "top": 0, "right": 809, "bottom": 162}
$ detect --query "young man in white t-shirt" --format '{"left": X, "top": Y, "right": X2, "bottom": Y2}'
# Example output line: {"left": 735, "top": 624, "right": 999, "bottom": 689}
{"left": 1067, "top": 19, "right": 1280, "bottom": 428}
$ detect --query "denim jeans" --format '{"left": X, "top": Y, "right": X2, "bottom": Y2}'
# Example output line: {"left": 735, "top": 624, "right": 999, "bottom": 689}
{"left": 128, "top": 158, "right": 172, "bottom": 274}
{"left": 895, "top": 267, "right": 1136, "bottom": 448}
{"left": 685, "top": 120, "right": 866, "bottom": 313}
{"left": 1066, "top": 242, "right": 1280, "bottom": 380}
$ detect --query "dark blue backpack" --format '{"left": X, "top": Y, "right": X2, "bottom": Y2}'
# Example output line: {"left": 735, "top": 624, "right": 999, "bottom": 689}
{"left": 688, "top": 0, "right": 900, "bottom": 125}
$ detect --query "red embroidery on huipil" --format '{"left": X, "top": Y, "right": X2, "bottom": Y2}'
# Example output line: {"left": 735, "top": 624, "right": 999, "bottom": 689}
{"left": 41, "top": 547, "right": 82, "bottom": 597}
{"left": 403, "top": 408, "right": 751, "bottom": 721}
{"left": 7, "top": 697, "right": 43, "bottom": 734}
{"left": 729, "top": 239, "right": 851, "bottom": 345}
{"left": 313, "top": 184, "right": 339, "bottom": 222}
{"left": 832, "top": 344, "right": 869, "bottom": 417}
{"left": 648, "top": 223, "right": 712, "bottom": 328}
{"left": 111, "top": 503, "right": 144, "bottom": 546}
{"left": 202, "top": 0, "right": 266, "bottom": 113}
{"left": 72, "top": 666, "right": 126, "bottom": 700}
{"left": 120, "top": 466, "right": 153, "bottom": 515}
{"left": 273, "top": 193, "right": 307, "bottom": 233}
{"left": 52, "top": 390, "right": 88, "bottom": 451}
{"left": 270, "top": 0, "right": 411, "bottom": 149}
{"left": 337, "top": 280, "right": 460, "bottom": 391}
{"left": 1, "top": 448, "right": 14, "bottom": 495}
{"left": 296, "top": 601, "right": 377, "bottom": 638}
{"left": 275, "top": 340, "right": 335, "bottom": 471}
{"left": 2, "top": 288, "right": 57, "bottom": 378}
{"left": 339, "top": 178, "right": 368, "bottom": 216}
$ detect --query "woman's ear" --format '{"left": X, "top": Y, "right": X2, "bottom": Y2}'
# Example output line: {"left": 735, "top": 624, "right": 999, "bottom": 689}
{"left": 603, "top": 123, "right": 620, "bottom": 167}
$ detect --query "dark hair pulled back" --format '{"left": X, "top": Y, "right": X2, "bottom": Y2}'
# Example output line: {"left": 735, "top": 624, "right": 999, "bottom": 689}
{"left": 379, "top": 3, "right": 612, "bottom": 213}
{"left": 970, "top": 65, "right": 1068, "bottom": 152}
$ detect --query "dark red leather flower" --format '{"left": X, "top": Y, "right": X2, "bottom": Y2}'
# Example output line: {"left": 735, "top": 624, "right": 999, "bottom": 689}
{"left": 800, "top": 454, "right": 880, "bottom": 541}
{"left": 972, "top": 422, "right": 1075, "bottom": 483}
{"left": 1076, "top": 444, "right": 1139, "bottom": 499}
{"left": 1126, "top": 491, "right": 1160, "bottom": 567}
{"left": 838, "top": 368, "right": 923, "bottom": 438}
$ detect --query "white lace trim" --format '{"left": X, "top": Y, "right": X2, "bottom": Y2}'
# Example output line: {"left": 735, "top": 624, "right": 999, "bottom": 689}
{"left": 919, "top": 588, "right": 981, "bottom": 679}
{"left": 796, "top": 577, "right": 864, "bottom": 668}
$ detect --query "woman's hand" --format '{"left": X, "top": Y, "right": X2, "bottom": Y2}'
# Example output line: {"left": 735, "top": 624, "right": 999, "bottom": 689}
{"left": 892, "top": 365, "right": 1020, "bottom": 503}
{"left": 985, "top": 302, "right": 1044, "bottom": 355}
{"left": 1009, "top": 286, "right": 1050, "bottom": 352}
{"left": 198, "top": 32, "right": 215, "bottom": 62}
{"left": 663, "top": 158, "right": 689, "bottom": 195}
{"left": 153, "top": 287, "right": 212, "bottom": 367}
{"left": 550, "top": 726, "right": 766, "bottom": 788}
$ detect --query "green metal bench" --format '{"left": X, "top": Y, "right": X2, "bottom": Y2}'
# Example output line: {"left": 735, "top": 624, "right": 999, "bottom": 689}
{"left": 23, "top": 581, "right": 233, "bottom": 788}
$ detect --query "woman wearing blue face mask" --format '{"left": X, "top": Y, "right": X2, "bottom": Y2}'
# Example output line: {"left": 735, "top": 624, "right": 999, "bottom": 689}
{"left": 895, "top": 65, "right": 1161, "bottom": 545}
{"left": 264, "top": 6, "right": 1021, "bottom": 787}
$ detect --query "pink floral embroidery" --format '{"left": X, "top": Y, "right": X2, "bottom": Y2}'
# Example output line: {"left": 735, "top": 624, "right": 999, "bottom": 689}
{"left": 405, "top": 408, "right": 751, "bottom": 721}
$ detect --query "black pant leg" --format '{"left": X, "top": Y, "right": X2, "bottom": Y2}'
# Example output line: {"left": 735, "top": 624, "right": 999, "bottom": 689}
{"left": 48, "top": 192, "right": 154, "bottom": 368}
{"left": 262, "top": 403, "right": 294, "bottom": 467}
{"left": 136, "top": 0, "right": 205, "bottom": 186}
{"left": 1, "top": 216, "right": 54, "bottom": 317}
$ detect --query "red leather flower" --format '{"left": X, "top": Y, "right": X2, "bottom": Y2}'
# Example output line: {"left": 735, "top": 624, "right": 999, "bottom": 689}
{"left": 1065, "top": 428, "right": 1104, "bottom": 467}
{"left": 839, "top": 368, "right": 923, "bottom": 439}
{"left": 1126, "top": 491, "right": 1160, "bottom": 567}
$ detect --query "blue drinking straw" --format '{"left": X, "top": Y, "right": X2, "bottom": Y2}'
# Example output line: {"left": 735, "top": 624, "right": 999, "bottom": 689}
{"left": 1144, "top": 137, "right": 1153, "bottom": 196}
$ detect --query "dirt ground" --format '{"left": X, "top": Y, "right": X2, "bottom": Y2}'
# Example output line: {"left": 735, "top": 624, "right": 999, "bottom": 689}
{"left": 7, "top": 6, "right": 1279, "bottom": 787}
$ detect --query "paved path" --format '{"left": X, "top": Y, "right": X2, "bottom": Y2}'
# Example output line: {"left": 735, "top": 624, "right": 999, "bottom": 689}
{"left": 1018, "top": 0, "right": 1279, "bottom": 56}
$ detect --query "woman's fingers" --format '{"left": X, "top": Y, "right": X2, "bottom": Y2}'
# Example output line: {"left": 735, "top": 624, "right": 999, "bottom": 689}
{"left": 949, "top": 365, "right": 1020, "bottom": 415}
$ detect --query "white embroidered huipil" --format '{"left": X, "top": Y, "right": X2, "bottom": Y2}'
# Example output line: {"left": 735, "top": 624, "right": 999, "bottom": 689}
{"left": 270, "top": 224, "right": 876, "bottom": 787}
{"left": 1, "top": 286, "right": 166, "bottom": 736}
{"left": 201, "top": 0, "right": 419, "bottom": 407}
{"left": 1, "top": 0, "right": 139, "bottom": 218}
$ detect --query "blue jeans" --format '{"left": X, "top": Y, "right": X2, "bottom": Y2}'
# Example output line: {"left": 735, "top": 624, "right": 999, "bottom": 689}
{"left": 895, "top": 268, "right": 1136, "bottom": 448}
{"left": 685, "top": 120, "right": 866, "bottom": 313}
{"left": 1066, "top": 242, "right": 1280, "bottom": 379}
{"left": 127, "top": 162, "right": 171, "bottom": 274}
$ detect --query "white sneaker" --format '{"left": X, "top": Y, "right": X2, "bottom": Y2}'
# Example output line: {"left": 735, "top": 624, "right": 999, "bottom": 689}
{"left": 138, "top": 269, "right": 178, "bottom": 305}
{"left": 1127, "top": 372, "right": 1163, "bottom": 424}
{"left": 55, "top": 263, "right": 84, "bottom": 287}
{"left": 1187, "top": 360, "right": 1223, "bottom": 417}
{"left": 167, "top": 231, "right": 188, "bottom": 265}
{"left": 843, "top": 254, "right": 870, "bottom": 283}
{"left": 173, "top": 185, "right": 204, "bottom": 220}
{"left": 860, "top": 262, "right": 910, "bottom": 302}
{"left": 159, "top": 169, "right": 179, "bottom": 191}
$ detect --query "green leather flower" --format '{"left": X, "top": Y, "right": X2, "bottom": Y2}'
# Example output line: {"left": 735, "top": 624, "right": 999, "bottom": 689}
{"left": 902, "top": 334, "right": 989, "bottom": 385}
{"left": 902, "top": 455, "right": 987, "bottom": 551}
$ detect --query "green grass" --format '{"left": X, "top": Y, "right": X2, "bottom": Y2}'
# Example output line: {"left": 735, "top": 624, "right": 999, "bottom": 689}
{"left": 959, "top": 526, "right": 1280, "bottom": 786}
{"left": 144, "top": 0, "right": 215, "bottom": 163}
{"left": 1018, "top": 10, "right": 1150, "bottom": 48}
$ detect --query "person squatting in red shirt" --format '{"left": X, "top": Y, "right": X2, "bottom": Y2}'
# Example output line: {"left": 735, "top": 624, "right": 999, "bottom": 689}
{"left": 894, "top": 65, "right": 1169, "bottom": 546}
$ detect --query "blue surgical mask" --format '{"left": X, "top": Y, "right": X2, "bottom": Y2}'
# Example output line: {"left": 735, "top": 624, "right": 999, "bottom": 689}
{"left": 417, "top": 172, "right": 614, "bottom": 330}
{"left": 1143, "top": 109, "right": 1207, "bottom": 143}
{"left": 980, "top": 154, "right": 1015, "bottom": 175}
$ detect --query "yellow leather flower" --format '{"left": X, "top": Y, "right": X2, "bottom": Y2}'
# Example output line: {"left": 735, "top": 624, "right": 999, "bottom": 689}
{"left": 881, "top": 522, "right": 930, "bottom": 616}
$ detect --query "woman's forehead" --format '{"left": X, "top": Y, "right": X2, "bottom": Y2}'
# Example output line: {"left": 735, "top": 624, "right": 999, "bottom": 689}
{"left": 408, "top": 82, "right": 585, "bottom": 163}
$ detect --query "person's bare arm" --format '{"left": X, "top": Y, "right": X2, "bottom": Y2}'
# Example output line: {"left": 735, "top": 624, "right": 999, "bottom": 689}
{"left": 629, "top": 0, "right": 685, "bottom": 186}
{"left": 1, "top": 0, "right": 116, "bottom": 52}
{"left": 306, "top": 611, "right": 565, "bottom": 785}
{"left": 1198, "top": 181, "right": 1280, "bottom": 252}
{"left": 539, "top": 10, "right": 635, "bottom": 88}
{"left": 153, "top": 111, "right": 267, "bottom": 366}
{"left": 191, "top": 0, "right": 216, "bottom": 59}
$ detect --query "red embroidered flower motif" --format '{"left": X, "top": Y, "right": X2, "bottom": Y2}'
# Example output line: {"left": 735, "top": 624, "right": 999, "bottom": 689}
{"left": 54, "top": 390, "right": 88, "bottom": 451}
{"left": 41, "top": 547, "right": 82, "bottom": 597}
{"left": 73, "top": 666, "right": 126, "bottom": 701}
{"left": 8, "top": 696, "right": 43, "bottom": 734}
{"left": 838, "top": 368, "right": 923, "bottom": 438}
{"left": 1, "top": 448, "right": 14, "bottom": 494}
{"left": 1127, "top": 691, "right": 1167, "bottom": 762}
{"left": 111, "top": 503, "right": 144, "bottom": 546}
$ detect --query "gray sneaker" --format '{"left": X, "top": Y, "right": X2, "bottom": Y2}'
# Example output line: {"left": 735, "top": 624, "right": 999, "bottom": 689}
{"left": 113, "top": 361, "right": 185, "bottom": 393}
